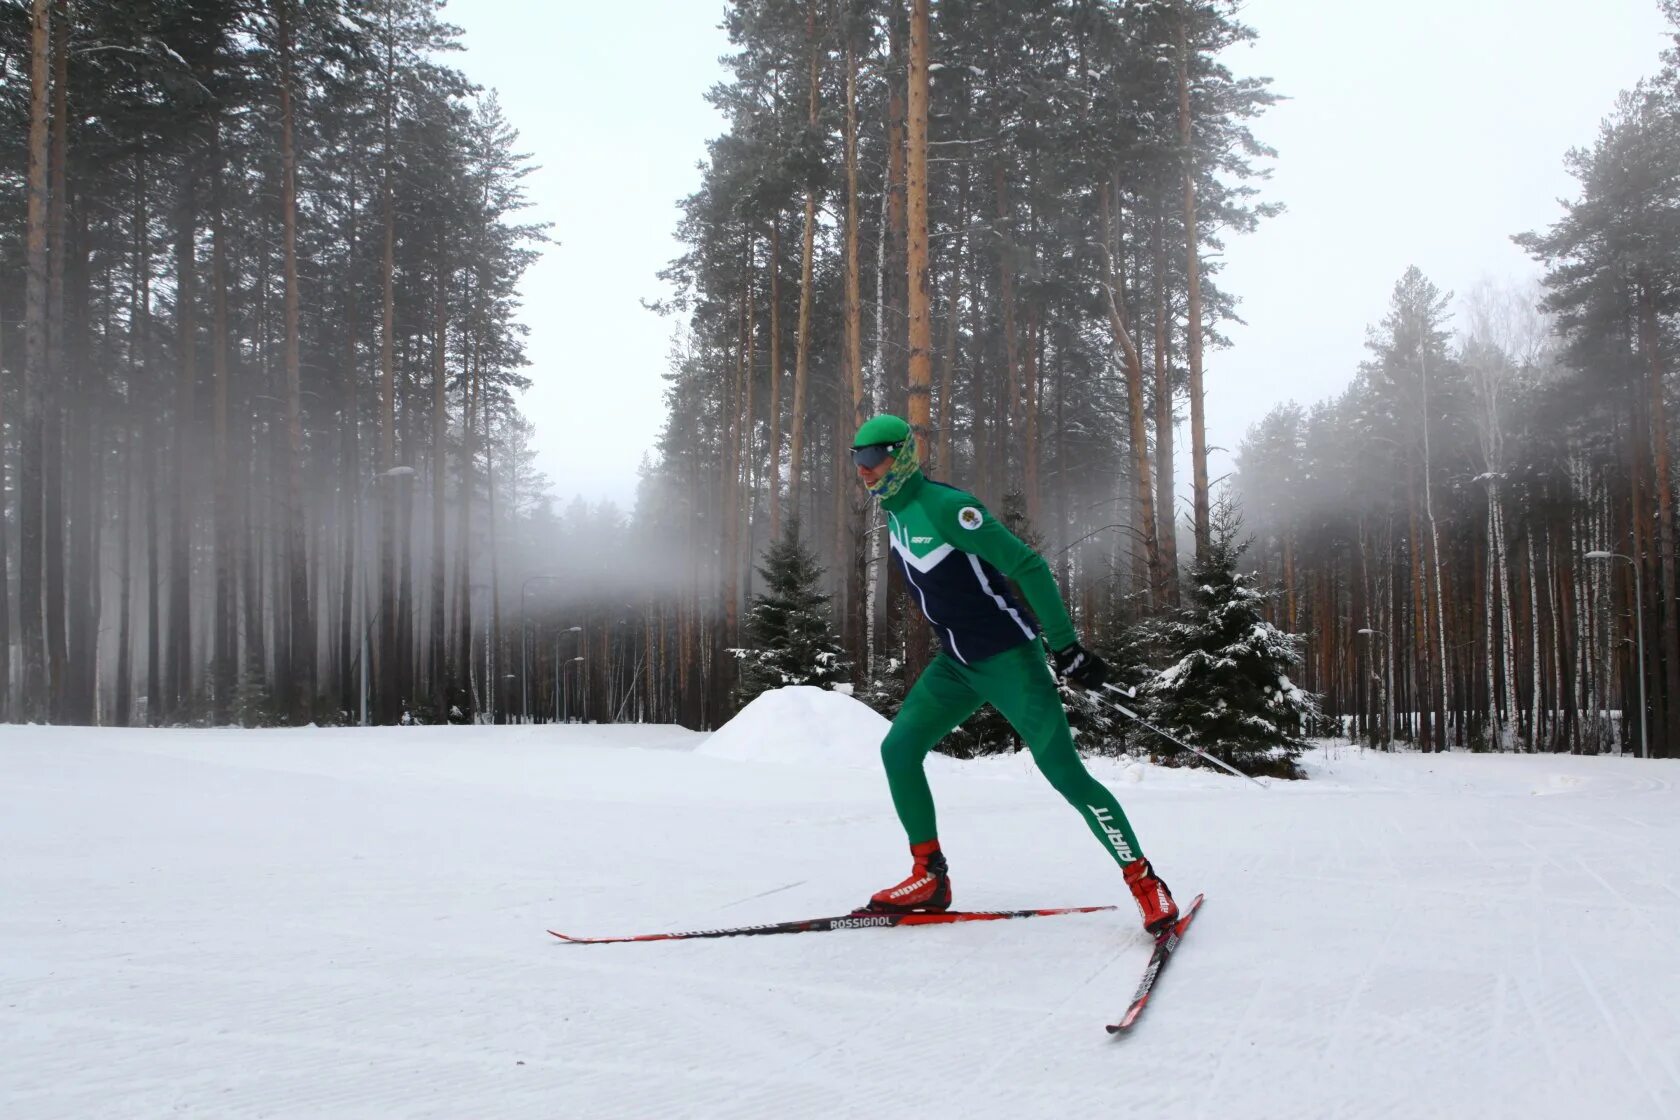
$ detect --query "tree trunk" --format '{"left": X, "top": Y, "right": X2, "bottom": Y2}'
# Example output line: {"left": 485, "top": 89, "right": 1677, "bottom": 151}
{"left": 249, "top": 212, "right": 274, "bottom": 705}
{"left": 740, "top": 248, "right": 756, "bottom": 639}
{"left": 1484, "top": 492, "right": 1499, "bottom": 744}
{"left": 1056, "top": 322, "right": 1070, "bottom": 601}
{"left": 866, "top": 112, "right": 893, "bottom": 679}
{"left": 787, "top": 1, "right": 822, "bottom": 528}
{"left": 398, "top": 363, "right": 416, "bottom": 717}
{"left": 841, "top": 68, "right": 867, "bottom": 472}
{"left": 18, "top": 0, "right": 51, "bottom": 721}
{"left": 278, "top": 0, "right": 312, "bottom": 722}
{"left": 43, "top": 0, "right": 71, "bottom": 721}
{"left": 1152, "top": 206, "right": 1178, "bottom": 603}
{"left": 841, "top": 42, "right": 866, "bottom": 659}
{"left": 1638, "top": 289, "right": 1678, "bottom": 757}
{"left": 339, "top": 169, "right": 361, "bottom": 719}
{"left": 885, "top": 9, "right": 908, "bottom": 422}
{"left": 114, "top": 422, "right": 133, "bottom": 727}
{"left": 430, "top": 254, "right": 450, "bottom": 717}
{"left": 727, "top": 242, "right": 749, "bottom": 646}
{"left": 902, "top": 0, "right": 933, "bottom": 680}
{"left": 1552, "top": 527, "right": 1576, "bottom": 750}
{"left": 937, "top": 218, "right": 959, "bottom": 481}
{"left": 1351, "top": 516, "right": 1371, "bottom": 740}
{"left": 146, "top": 424, "right": 162, "bottom": 727}
{"left": 169, "top": 171, "right": 197, "bottom": 721}
{"left": 1098, "top": 181, "right": 1159, "bottom": 606}
{"left": 1496, "top": 493, "right": 1519, "bottom": 743}
{"left": 210, "top": 125, "right": 236, "bottom": 724}
{"left": 456, "top": 330, "right": 479, "bottom": 715}
{"left": 378, "top": 26, "right": 399, "bottom": 723}
{"left": 484, "top": 400, "right": 502, "bottom": 722}
{"left": 1408, "top": 462, "right": 1429, "bottom": 749}
{"left": 130, "top": 161, "right": 153, "bottom": 725}
{"left": 1177, "top": 4, "right": 1211, "bottom": 559}
{"left": 64, "top": 176, "right": 98, "bottom": 723}
{"left": 1283, "top": 534, "right": 1297, "bottom": 631}
{"left": 905, "top": 0, "right": 932, "bottom": 465}
{"left": 994, "top": 163, "right": 1020, "bottom": 492}
{"left": 1023, "top": 309, "right": 1041, "bottom": 526}
{"left": 269, "top": 369, "right": 290, "bottom": 708}
{"left": 1421, "top": 345, "right": 1449, "bottom": 750}
{"left": 832, "top": 371, "right": 849, "bottom": 632}
{"left": 766, "top": 220, "right": 784, "bottom": 540}
{"left": 1623, "top": 416, "right": 1644, "bottom": 752}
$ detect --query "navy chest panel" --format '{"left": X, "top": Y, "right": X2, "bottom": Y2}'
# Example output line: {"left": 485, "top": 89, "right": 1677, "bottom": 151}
{"left": 887, "top": 503, "right": 1037, "bottom": 664}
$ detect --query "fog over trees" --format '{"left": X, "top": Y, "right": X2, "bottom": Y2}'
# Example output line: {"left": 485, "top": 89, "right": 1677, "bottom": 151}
{"left": 1234, "top": 14, "right": 1680, "bottom": 759}
{"left": 0, "top": 0, "right": 546, "bottom": 726}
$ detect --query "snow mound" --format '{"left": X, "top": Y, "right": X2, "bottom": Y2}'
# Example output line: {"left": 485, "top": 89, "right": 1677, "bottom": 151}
{"left": 699, "top": 686, "right": 889, "bottom": 769}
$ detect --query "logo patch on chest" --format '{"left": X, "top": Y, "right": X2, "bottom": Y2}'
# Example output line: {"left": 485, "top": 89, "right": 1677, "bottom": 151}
{"left": 889, "top": 510, "right": 957, "bottom": 572}
{"left": 958, "top": 506, "right": 984, "bottom": 530}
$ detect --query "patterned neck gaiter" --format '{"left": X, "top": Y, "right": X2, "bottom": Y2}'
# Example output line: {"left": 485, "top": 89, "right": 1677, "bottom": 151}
{"left": 868, "top": 437, "right": 921, "bottom": 504}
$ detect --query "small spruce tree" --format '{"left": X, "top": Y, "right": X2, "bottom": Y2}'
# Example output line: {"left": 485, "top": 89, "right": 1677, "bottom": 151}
{"left": 1081, "top": 614, "right": 1168, "bottom": 757}
{"left": 1141, "top": 499, "right": 1317, "bottom": 778}
{"left": 730, "top": 520, "right": 850, "bottom": 707}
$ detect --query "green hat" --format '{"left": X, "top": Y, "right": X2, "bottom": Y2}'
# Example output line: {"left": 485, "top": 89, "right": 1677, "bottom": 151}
{"left": 853, "top": 413, "right": 920, "bottom": 502}
{"left": 853, "top": 413, "right": 912, "bottom": 449}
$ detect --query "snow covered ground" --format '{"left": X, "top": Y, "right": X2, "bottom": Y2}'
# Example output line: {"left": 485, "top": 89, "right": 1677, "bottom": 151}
{"left": 4, "top": 688, "right": 1679, "bottom": 1119}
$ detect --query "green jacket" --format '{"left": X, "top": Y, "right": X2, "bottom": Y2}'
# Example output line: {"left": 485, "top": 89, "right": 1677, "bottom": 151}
{"left": 880, "top": 471, "right": 1077, "bottom": 665}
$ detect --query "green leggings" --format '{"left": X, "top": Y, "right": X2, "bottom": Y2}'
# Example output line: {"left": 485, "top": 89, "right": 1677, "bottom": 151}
{"left": 882, "top": 642, "right": 1145, "bottom": 868}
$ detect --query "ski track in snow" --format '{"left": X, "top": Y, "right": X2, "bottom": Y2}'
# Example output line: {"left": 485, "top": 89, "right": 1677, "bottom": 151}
{"left": 3, "top": 722, "right": 1680, "bottom": 1119}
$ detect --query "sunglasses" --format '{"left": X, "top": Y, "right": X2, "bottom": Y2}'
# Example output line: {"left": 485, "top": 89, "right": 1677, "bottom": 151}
{"left": 850, "top": 442, "right": 900, "bottom": 470}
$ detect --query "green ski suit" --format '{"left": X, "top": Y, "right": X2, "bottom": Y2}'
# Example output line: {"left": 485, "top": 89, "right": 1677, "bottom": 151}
{"left": 877, "top": 468, "right": 1146, "bottom": 869}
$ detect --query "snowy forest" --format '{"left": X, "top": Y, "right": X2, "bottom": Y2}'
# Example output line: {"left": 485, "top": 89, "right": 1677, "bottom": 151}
{"left": 1232, "top": 43, "right": 1680, "bottom": 760}
{"left": 0, "top": 0, "right": 549, "bottom": 727}
{"left": 635, "top": 0, "right": 1680, "bottom": 761}
{"left": 642, "top": 0, "right": 1282, "bottom": 734}
{"left": 2, "top": 0, "right": 1678, "bottom": 763}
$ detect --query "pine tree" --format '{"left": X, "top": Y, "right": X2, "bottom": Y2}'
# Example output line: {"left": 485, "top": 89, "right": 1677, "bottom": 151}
{"left": 1142, "top": 499, "right": 1316, "bottom": 777}
{"left": 730, "top": 520, "right": 849, "bottom": 707}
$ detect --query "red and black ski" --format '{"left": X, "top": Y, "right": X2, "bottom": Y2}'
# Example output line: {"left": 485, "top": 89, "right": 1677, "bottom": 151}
{"left": 1108, "top": 893, "right": 1203, "bottom": 1034}
{"left": 549, "top": 904, "right": 1117, "bottom": 944}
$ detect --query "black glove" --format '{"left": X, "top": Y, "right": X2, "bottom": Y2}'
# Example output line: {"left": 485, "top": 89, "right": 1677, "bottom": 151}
{"left": 1052, "top": 641, "right": 1110, "bottom": 689}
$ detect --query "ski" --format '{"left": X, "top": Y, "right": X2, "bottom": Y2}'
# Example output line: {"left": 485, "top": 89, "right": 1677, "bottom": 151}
{"left": 549, "top": 904, "right": 1118, "bottom": 944}
{"left": 1107, "top": 892, "right": 1204, "bottom": 1035}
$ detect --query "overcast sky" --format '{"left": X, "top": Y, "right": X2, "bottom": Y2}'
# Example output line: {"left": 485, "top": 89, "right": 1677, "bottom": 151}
{"left": 447, "top": 0, "right": 1674, "bottom": 512}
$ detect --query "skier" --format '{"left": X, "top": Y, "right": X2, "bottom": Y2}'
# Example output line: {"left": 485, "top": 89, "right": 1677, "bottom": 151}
{"left": 851, "top": 413, "right": 1178, "bottom": 934}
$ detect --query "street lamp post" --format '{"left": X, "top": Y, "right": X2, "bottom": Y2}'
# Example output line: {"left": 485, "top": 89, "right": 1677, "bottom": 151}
{"left": 359, "top": 465, "right": 415, "bottom": 726}
{"left": 553, "top": 627, "right": 582, "bottom": 721}
{"left": 1356, "top": 628, "right": 1392, "bottom": 750}
{"left": 1585, "top": 550, "right": 1647, "bottom": 759}
{"left": 559, "top": 655, "right": 584, "bottom": 722}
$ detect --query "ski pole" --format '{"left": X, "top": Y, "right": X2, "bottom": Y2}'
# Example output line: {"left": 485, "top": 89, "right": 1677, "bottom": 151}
{"left": 1090, "top": 684, "right": 1271, "bottom": 789}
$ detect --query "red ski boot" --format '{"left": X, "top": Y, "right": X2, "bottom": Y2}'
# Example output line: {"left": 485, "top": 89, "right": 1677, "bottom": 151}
{"left": 1123, "top": 857, "right": 1179, "bottom": 935}
{"left": 864, "top": 840, "right": 951, "bottom": 913}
